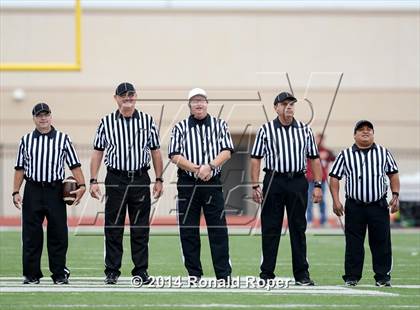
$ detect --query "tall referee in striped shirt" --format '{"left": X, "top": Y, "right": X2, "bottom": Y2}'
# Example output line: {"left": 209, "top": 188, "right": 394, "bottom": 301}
{"left": 13, "top": 103, "right": 86, "bottom": 284}
{"left": 250, "top": 92, "right": 323, "bottom": 286}
{"left": 169, "top": 88, "right": 233, "bottom": 282}
{"left": 89, "top": 82, "right": 163, "bottom": 285}
{"left": 329, "top": 120, "right": 400, "bottom": 287}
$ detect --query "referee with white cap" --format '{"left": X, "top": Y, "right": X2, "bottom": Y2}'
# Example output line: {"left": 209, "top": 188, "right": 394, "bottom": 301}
{"left": 250, "top": 92, "right": 322, "bottom": 286}
{"left": 329, "top": 120, "right": 400, "bottom": 287}
{"left": 89, "top": 82, "right": 163, "bottom": 285}
{"left": 13, "top": 103, "right": 86, "bottom": 284}
{"left": 169, "top": 88, "right": 233, "bottom": 282}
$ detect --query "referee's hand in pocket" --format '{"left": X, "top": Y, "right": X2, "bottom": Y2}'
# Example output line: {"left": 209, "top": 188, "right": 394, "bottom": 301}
{"left": 89, "top": 183, "right": 102, "bottom": 200}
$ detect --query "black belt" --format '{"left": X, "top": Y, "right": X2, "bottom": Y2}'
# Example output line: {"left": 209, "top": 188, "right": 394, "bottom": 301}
{"left": 346, "top": 195, "right": 386, "bottom": 206}
{"left": 25, "top": 177, "right": 62, "bottom": 188}
{"left": 107, "top": 167, "right": 149, "bottom": 178}
{"left": 264, "top": 169, "right": 305, "bottom": 179}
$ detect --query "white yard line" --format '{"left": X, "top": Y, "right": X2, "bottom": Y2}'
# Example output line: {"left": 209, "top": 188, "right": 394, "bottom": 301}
{"left": 4, "top": 282, "right": 413, "bottom": 289}
{"left": 0, "top": 276, "right": 295, "bottom": 283}
{"left": 358, "top": 284, "right": 420, "bottom": 289}
{"left": 0, "top": 277, "right": 406, "bottom": 296}
{"left": 0, "top": 304, "right": 418, "bottom": 309}
{"left": 0, "top": 286, "right": 398, "bottom": 296}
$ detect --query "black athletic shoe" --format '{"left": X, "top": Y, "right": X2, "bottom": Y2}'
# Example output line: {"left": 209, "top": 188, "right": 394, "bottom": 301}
{"left": 376, "top": 280, "right": 391, "bottom": 287}
{"left": 53, "top": 268, "right": 70, "bottom": 284}
{"left": 23, "top": 276, "right": 40, "bottom": 284}
{"left": 104, "top": 272, "right": 119, "bottom": 285}
{"left": 345, "top": 280, "right": 358, "bottom": 287}
{"left": 258, "top": 276, "right": 274, "bottom": 286}
{"left": 295, "top": 278, "right": 315, "bottom": 286}
{"left": 216, "top": 275, "right": 232, "bottom": 285}
{"left": 188, "top": 275, "right": 201, "bottom": 285}
{"left": 53, "top": 276, "right": 69, "bottom": 285}
{"left": 136, "top": 271, "right": 152, "bottom": 285}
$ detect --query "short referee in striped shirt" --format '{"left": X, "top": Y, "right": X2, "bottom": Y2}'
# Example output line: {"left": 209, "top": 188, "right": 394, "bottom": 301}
{"left": 329, "top": 120, "right": 400, "bottom": 287}
{"left": 250, "top": 92, "right": 323, "bottom": 286}
{"left": 169, "top": 88, "right": 234, "bottom": 282}
{"left": 13, "top": 103, "right": 86, "bottom": 285}
{"left": 89, "top": 82, "right": 163, "bottom": 285}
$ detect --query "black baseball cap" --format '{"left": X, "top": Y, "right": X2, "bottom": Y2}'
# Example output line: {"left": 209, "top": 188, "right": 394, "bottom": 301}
{"left": 32, "top": 103, "right": 51, "bottom": 116}
{"left": 115, "top": 82, "right": 136, "bottom": 96}
{"left": 274, "top": 92, "right": 297, "bottom": 105}
{"left": 354, "top": 120, "right": 374, "bottom": 134}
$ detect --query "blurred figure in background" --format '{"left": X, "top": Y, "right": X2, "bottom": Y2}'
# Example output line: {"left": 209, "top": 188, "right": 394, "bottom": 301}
{"left": 306, "top": 133, "right": 335, "bottom": 228}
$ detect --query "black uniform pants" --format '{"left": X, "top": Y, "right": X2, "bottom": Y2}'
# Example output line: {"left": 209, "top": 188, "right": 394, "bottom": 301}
{"left": 343, "top": 197, "right": 392, "bottom": 282}
{"left": 260, "top": 173, "right": 310, "bottom": 280}
{"left": 104, "top": 171, "right": 151, "bottom": 276}
{"left": 22, "top": 180, "right": 68, "bottom": 280}
{"left": 177, "top": 174, "right": 231, "bottom": 279}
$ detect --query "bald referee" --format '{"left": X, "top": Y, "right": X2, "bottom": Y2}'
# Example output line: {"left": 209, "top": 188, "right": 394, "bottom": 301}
{"left": 250, "top": 92, "right": 322, "bottom": 286}
{"left": 329, "top": 120, "right": 400, "bottom": 287}
{"left": 13, "top": 103, "right": 86, "bottom": 284}
{"left": 89, "top": 82, "right": 163, "bottom": 285}
{"left": 169, "top": 88, "right": 233, "bottom": 282}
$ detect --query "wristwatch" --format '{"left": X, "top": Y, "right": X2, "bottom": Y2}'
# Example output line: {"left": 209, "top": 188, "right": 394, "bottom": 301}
{"left": 156, "top": 177, "right": 164, "bottom": 183}
{"left": 89, "top": 178, "right": 98, "bottom": 185}
{"left": 314, "top": 181, "right": 322, "bottom": 188}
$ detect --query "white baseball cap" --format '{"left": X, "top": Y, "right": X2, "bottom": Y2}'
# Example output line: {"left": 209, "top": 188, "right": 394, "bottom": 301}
{"left": 188, "top": 88, "right": 207, "bottom": 100}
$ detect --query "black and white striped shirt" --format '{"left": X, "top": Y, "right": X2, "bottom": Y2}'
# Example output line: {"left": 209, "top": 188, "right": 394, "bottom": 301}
{"left": 15, "top": 127, "right": 81, "bottom": 182}
{"left": 168, "top": 115, "right": 234, "bottom": 177}
{"left": 93, "top": 110, "right": 160, "bottom": 171}
{"left": 329, "top": 143, "right": 399, "bottom": 203}
{"left": 250, "top": 118, "right": 319, "bottom": 172}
